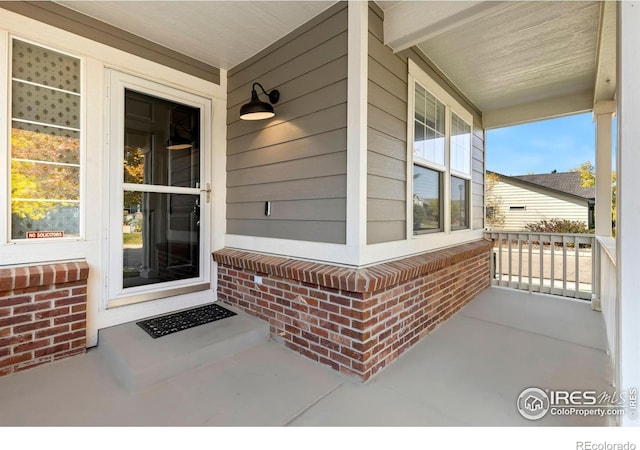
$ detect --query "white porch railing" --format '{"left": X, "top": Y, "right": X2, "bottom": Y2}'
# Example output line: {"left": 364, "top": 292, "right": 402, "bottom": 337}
{"left": 484, "top": 231, "right": 595, "bottom": 300}
{"left": 594, "top": 236, "right": 617, "bottom": 369}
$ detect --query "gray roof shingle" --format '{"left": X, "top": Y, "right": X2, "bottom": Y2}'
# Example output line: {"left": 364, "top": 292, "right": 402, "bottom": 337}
{"left": 510, "top": 171, "right": 595, "bottom": 200}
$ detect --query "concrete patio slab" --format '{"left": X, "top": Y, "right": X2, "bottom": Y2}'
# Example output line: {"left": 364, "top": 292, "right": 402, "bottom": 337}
{"left": 0, "top": 288, "right": 612, "bottom": 426}
{"left": 461, "top": 287, "right": 607, "bottom": 351}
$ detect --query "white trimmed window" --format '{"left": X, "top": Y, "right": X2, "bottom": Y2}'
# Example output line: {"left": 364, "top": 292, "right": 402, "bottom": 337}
{"left": 9, "top": 38, "right": 82, "bottom": 241}
{"left": 408, "top": 60, "right": 473, "bottom": 236}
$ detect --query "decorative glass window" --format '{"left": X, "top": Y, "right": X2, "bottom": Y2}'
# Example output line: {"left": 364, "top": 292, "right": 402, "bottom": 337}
{"left": 409, "top": 60, "right": 473, "bottom": 236}
{"left": 10, "top": 39, "right": 81, "bottom": 240}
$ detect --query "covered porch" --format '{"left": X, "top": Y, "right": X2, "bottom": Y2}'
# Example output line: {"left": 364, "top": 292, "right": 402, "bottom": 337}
{"left": 0, "top": 287, "right": 610, "bottom": 426}
{"left": 0, "top": 0, "right": 635, "bottom": 429}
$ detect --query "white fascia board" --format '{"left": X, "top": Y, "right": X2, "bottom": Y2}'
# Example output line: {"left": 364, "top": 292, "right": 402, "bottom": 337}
{"left": 482, "top": 89, "right": 594, "bottom": 130}
{"left": 383, "top": 1, "right": 507, "bottom": 53}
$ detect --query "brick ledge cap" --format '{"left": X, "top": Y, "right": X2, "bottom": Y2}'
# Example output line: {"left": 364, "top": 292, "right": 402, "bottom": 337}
{"left": 213, "top": 239, "right": 492, "bottom": 293}
{"left": 0, "top": 260, "right": 89, "bottom": 290}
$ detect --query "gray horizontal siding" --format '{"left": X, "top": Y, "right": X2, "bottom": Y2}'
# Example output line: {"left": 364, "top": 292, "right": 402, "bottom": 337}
{"left": 227, "top": 175, "right": 347, "bottom": 203}
{"left": 368, "top": 151, "right": 406, "bottom": 180}
{"left": 368, "top": 57, "right": 408, "bottom": 102}
{"left": 368, "top": 2, "right": 384, "bottom": 42}
{"left": 228, "top": 198, "right": 346, "bottom": 221}
{"left": 369, "top": 128, "right": 406, "bottom": 161}
{"left": 368, "top": 198, "right": 407, "bottom": 222}
{"left": 227, "top": 128, "right": 347, "bottom": 171}
{"left": 472, "top": 128, "right": 485, "bottom": 230}
{"left": 227, "top": 6, "right": 348, "bottom": 92}
{"left": 227, "top": 220, "right": 345, "bottom": 244}
{"left": 366, "top": 3, "right": 485, "bottom": 243}
{"left": 368, "top": 175, "right": 405, "bottom": 202}
{"left": 226, "top": 2, "right": 348, "bottom": 245}
{"left": 367, "top": 5, "right": 408, "bottom": 244}
{"left": 227, "top": 151, "right": 346, "bottom": 187}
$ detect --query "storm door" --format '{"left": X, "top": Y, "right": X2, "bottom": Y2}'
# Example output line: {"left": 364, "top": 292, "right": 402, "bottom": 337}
{"left": 107, "top": 71, "right": 211, "bottom": 307}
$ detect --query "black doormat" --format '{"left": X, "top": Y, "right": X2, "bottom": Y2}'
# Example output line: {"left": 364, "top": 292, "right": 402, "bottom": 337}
{"left": 136, "top": 304, "right": 237, "bottom": 339}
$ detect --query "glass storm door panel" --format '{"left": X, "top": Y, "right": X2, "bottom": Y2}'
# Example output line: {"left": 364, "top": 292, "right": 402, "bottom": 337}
{"left": 107, "top": 70, "right": 212, "bottom": 308}
{"left": 122, "top": 89, "right": 201, "bottom": 289}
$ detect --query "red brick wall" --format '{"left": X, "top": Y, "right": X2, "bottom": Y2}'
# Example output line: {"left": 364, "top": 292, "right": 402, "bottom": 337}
{"left": 0, "top": 261, "right": 89, "bottom": 377}
{"left": 214, "top": 240, "right": 491, "bottom": 381}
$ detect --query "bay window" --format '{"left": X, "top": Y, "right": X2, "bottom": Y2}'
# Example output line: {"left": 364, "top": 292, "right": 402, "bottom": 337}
{"left": 409, "top": 60, "right": 473, "bottom": 236}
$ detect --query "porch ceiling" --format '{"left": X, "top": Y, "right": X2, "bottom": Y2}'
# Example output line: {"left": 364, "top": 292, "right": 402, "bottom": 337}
{"left": 55, "top": 1, "right": 614, "bottom": 129}
{"left": 380, "top": 1, "right": 614, "bottom": 128}
{"left": 55, "top": 1, "right": 335, "bottom": 71}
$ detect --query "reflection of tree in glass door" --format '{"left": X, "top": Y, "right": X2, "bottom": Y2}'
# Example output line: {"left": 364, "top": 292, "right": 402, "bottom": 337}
{"left": 122, "top": 90, "right": 201, "bottom": 289}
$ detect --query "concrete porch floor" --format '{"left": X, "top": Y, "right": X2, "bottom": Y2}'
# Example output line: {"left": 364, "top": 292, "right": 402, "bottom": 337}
{"left": 0, "top": 287, "right": 611, "bottom": 426}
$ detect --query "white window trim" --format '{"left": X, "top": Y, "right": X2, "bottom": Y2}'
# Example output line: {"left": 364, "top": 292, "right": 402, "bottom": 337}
{"left": 407, "top": 59, "right": 474, "bottom": 240}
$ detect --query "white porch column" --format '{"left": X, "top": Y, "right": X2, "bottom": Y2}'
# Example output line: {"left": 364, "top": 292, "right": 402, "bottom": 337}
{"left": 617, "top": 1, "right": 640, "bottom": 426}
{"left": 594, "top": 102, "right": 614, "bottom": 236}
{"left": 345, "top": 1, "right": 368, "bottom": 264}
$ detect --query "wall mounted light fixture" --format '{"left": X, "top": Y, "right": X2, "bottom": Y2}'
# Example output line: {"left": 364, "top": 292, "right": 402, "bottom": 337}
{"left": 240, "top": 82, "right": 280, "bottom": 120}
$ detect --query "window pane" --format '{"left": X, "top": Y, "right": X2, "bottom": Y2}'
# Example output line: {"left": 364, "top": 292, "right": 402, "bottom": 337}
{"left": 10, "top": 40, "right": 81, "bottom": 240}
{"left": 124, "top": 90, "right": 200, "bottom": 188}
{"left": 424, "top": 90, "right": 436, "bottom": 128}
{"left": 414, "top": 82, "right": 445, "bottom": 166}
{"left": 414, "top": 122, "right": 425, "bottom": 159}
{"left": 433, "top": 131, "right": 445, "bottom": 166}
{"left": 451, "top": 112, "right": 471, "bottom": 175}
{"left": 12, "top": 39, "right": 80, "bottom": 93}
{"left": 11, "top": 122, "right": 79, "bottom": 164}
{"left": 451, "top": 176, "right": 469, "bottom": 230}
{"left": 12, "top": 81, "right": 80, "bottom": 128}
{"left": 413, "top": 165, "right": 441, "bottom": 234}
{"left": 123, "top": 192, "right": 200, "bottom": 288}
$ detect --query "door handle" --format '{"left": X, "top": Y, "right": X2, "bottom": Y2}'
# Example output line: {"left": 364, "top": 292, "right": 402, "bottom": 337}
{"left": 200, "top": 182, "right": 211, "bottom": 203}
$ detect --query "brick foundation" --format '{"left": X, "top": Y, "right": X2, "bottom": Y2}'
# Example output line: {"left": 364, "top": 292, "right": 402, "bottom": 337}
{"left": 214, "top": 239, "right": 492, "bottom": 381}
{"left": 0, "top": 261, "right": 89, "bottom": 377}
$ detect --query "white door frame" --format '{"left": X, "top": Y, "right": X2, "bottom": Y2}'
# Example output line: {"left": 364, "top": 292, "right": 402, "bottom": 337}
{"left": 104, "top": 69, "right": 213, "bottom": 311}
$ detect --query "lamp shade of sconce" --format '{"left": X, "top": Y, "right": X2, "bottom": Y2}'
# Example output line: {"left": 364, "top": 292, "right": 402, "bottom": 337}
{"left": 240, "top": 82, "right": 280, "bottom": 120}
{"left": 167, "top": 125, "right": 193, "bottom": 150}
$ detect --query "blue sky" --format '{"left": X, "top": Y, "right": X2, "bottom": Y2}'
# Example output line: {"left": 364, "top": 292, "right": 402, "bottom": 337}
{"left": 486, "top": 113, "right": 597, "bottom": 176}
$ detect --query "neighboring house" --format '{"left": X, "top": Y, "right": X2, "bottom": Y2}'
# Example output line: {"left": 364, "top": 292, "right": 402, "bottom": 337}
{"left": 487, "top": 171, "right": 595, "bottom": 230}
{"left": 2, "top": 1, "right": 638, "bottom": 415}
